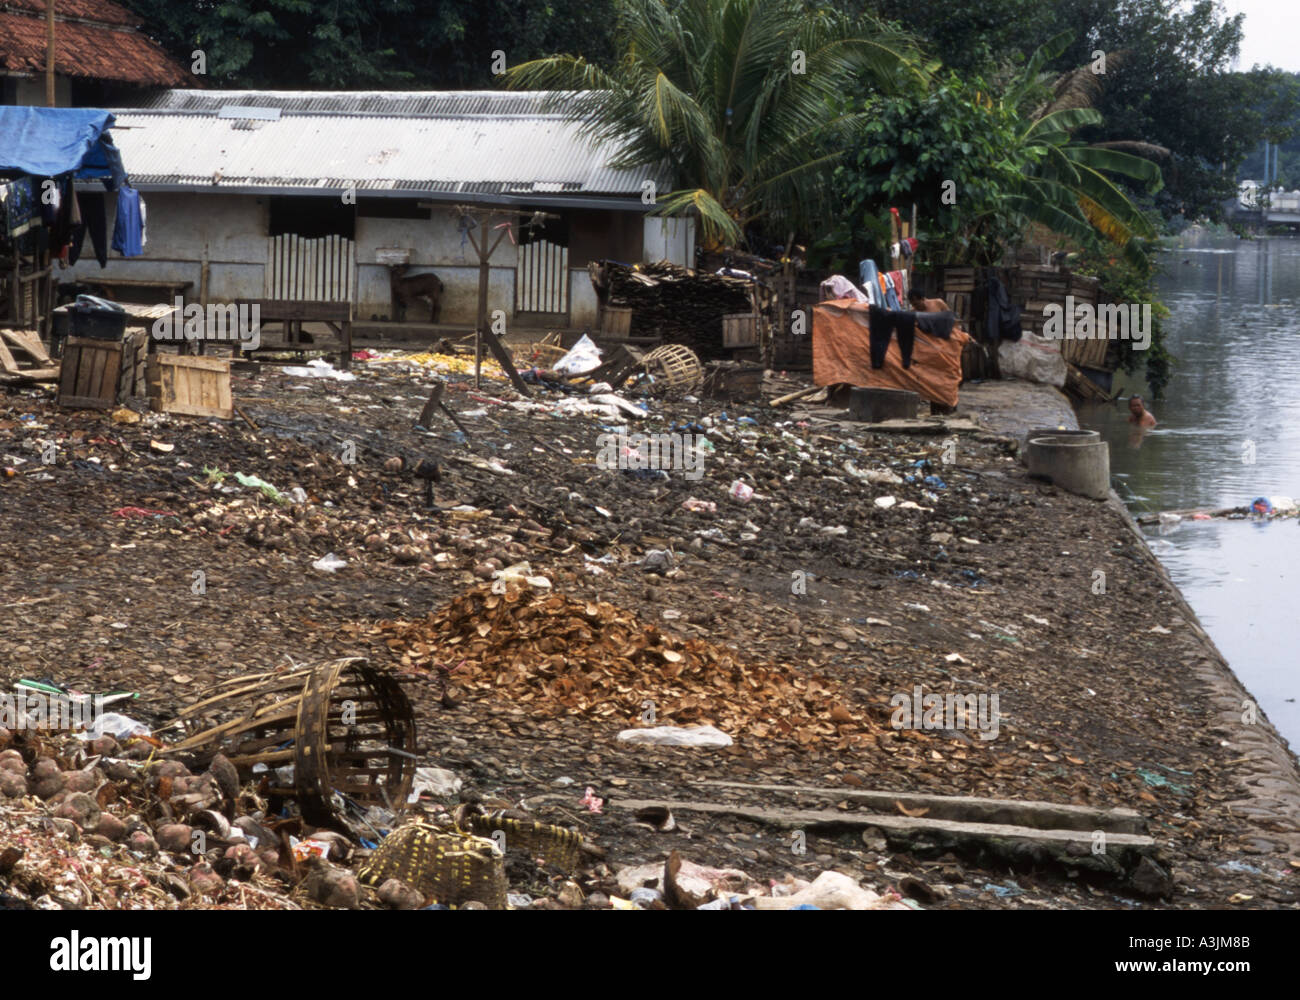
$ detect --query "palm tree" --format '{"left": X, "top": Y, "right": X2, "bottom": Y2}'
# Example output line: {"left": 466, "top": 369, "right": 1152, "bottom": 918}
{"left": 1002, "top": 34, "right": 1168, "bottom": 258}
{"left": 504, "top": 0, "right": 926, "bottom": 248}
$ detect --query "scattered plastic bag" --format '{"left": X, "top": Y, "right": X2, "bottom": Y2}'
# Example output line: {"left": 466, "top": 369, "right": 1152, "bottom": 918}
{"left": 233, "top": 472, "right": 286, "bottom": 503}
{"left": 728, "top": 480, "right": 754, "bottom": 504}
{"left": 312, "top": 552, "right": 347, "bottom": 573}
{"left": 407, "top": 766, "right": 462, "bottom": 801}
{"left": 491, "top": 561, "right": 552, "bottom": 590}
{"left": 78, "top": 713, "right": 151, "bottom": 741}
{"left": 283, "top": 358, "right": 357, "bottom": 381}
{"left": 753, "top": 871, "right": 905, "bottom": 910}
{"left": 552, "top": 334, "right": 603, "bottom": 376}
{"left": 617, "top": 725, "right": 733, "bottom": 747}
{"left": 291, "top": 837, "right": 333, "bottom": 862}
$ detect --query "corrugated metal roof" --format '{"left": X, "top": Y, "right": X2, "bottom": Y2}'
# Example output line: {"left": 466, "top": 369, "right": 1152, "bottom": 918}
{"left": 139, "top": 89, "right": 586, "bottom": 118}
{"left": 109, "top": 91, "right": 661, "bottom": 198}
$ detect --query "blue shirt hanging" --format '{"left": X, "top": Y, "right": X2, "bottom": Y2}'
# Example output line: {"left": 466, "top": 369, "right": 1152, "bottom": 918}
{"left": 112, "top": 184, "right": 144, "bottom": 257}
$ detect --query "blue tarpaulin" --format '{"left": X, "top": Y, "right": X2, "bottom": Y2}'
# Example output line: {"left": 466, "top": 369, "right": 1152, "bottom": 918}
{"left": 0, "top": 107, "right": 124, "bottom": 185}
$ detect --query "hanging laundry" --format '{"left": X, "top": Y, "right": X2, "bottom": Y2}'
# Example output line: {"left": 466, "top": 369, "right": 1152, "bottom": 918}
{"left": 914, "top": 310, "right": 956, "bottom": 340}
{"left": 985, "top": 276, "right": 1023, "bottom": 345}
{"left": 0, "top": 177, "right": 37, "bottom": 238}
{"left": 882, "top": 272, "right": 902, "bottom": 311}
{"left": 39, "top": 177, "right": 61, "bottom": 227}
{"left": 112, "top": 184, "right": 145, "bottom": 257}
{"left": 44, "top": 176, "right": 76, "bottom": 261}
{"left": 72, "top": 190, "right": 108, "bottom": 267}
{"left": 857, "top": 259, "right": 883, "bottom": 307}
{"left": 868, "top": 304, "right": 917, "bottom": 369}
{"left": 888, "top": 269, "right": 908, "bottom": 302}
{"left": 820, "top": 274, "right": 870, "bottom": 303}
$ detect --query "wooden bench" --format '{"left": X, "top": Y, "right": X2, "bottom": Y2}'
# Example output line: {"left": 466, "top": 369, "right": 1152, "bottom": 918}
{"left": 76, "top": 277, "right": 194, "bottom": 302}
{"left": 245, "top": 299, "right": 353, "bottom": 369}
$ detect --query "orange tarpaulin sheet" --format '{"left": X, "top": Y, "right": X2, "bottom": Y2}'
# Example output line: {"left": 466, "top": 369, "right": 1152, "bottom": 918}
{"left": 812, "top": 299, "right": 970, "bottom": 409}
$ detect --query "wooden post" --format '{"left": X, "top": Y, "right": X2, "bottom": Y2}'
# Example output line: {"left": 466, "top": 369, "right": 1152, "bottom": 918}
{"left": 45, "top": 0, "right": 55, "bottom": 107}
{"left": 909, "top": 202, "right": 918, "bottom": 297}
{"left": 199, "top": 245, "right": 211, "bottom": 359}
{"left": 473, "top": 238, "right": 488, "bottom": 388}
{"left": 454, "top": 205, "right": 548, "bottom": 397}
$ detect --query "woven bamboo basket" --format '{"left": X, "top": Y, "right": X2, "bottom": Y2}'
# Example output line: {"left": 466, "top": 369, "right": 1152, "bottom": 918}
{"left": 358, "top": 822, "right": 508, "bottom": 909}
{"left": 641, "top": 343, "right": 703, "bottom": 394}
{"left": 520, "top": 342, "right": 568, "bottom": 368}
{"left": 160, "top": 657, "right": 416, "bottom": 827}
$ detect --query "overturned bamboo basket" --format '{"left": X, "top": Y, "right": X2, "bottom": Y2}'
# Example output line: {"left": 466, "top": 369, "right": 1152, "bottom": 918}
{"left": 641, "top": 343, "right": 703, "bottom": 395}
{"left": 159, "top": 657, "right": 416, "bottom": 827}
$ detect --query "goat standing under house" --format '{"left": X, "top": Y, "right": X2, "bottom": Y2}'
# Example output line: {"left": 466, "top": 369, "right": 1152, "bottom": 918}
{"left": 390, "top": 264, "right": 444, "bottom": 323}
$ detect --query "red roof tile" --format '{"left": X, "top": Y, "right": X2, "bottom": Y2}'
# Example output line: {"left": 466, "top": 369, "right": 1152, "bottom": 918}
{"left": 1, "top": 0, "right": 139, "bottom": 28}
{"left": 0, "top": 5, "right": 191, "bottom": 86}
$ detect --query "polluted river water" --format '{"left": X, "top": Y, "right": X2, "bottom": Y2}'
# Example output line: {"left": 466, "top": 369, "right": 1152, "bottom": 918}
{"left": 1078, "top": 232, "right": 1300, "bottom": 750}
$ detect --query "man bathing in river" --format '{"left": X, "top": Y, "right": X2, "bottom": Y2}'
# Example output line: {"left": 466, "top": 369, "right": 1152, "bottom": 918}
{"left": 1128, "top": 395, "right": 1157, "bottom": 428}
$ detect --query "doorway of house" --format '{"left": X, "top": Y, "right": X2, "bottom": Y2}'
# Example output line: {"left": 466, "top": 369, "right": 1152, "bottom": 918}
{"left": 515, "top": 214, "right": 569, "bottom": 326}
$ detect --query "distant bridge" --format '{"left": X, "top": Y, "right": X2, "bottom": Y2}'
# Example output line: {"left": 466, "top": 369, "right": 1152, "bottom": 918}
{"left": 1225, "top": 196, "right": 1300, "bottom": 228}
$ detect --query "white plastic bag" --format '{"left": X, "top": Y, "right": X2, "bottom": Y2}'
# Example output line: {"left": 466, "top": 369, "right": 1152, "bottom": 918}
{"left": 617, "top": 725, "right": 733, "bottom": 747}
{"left": 78, "top": 713, "right": 151, "bottom": 741}
{"left": 997, "top": 333, "right": 1067, "bottom": 387}
{"left": 552, "top": 334, "right": 603, "bottom": 376}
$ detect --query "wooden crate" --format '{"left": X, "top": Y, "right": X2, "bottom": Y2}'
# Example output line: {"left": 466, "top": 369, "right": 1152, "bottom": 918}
{"left": 58, "top": 336, "right": 125, "bottom": 409}
{"left": 1061, "top": 335, "right": 1111, "bottom": 369}
{"left": 941, "top": 267, "right": 976, "bottom": 294}
{"left": 147, "top": 354, "right": 233, "bottom": 419}
{"left": 721, "top": 312, "right": 758, "bottom": 348}
{"left": 703, "top": 363, "right": 764, "bottom": 401}
{"left": 947, "top": 293, "right": 972, "bottom": 322}
{"left": 600, "top": 306, "right": 634, "bottom": 338}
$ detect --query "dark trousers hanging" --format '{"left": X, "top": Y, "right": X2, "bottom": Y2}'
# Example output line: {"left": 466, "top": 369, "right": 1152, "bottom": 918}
{"left": 868, "top": 304, "right": 917, "bottom": 369}
{"left": 914, "top": 310, "right": 955, "bottom": 339}
{"left": 71, "top": 191, "right": 108, "bottom": 268}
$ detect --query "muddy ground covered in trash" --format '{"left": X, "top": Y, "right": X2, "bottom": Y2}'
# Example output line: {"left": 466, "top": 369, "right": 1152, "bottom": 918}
{"left": 0, "top": 355, "right": 1297, "bottom": 910}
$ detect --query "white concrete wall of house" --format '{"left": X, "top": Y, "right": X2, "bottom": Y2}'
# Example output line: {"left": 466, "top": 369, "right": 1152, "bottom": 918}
{"left": 355, "top": 215, "right": 520, "bottom": 269}
{"left": 643, "top": 216, "right": 695, "bottom": 266}
{"left": 63, "top": 192, "right": 268, "bottom": 301}
{"left": 60, "top": 192, "right": 622, "bottom": 325}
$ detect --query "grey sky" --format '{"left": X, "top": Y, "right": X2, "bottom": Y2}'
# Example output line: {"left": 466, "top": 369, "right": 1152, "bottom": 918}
{"left": 1223, "top": 0, "right": 1300, "bottom": 72}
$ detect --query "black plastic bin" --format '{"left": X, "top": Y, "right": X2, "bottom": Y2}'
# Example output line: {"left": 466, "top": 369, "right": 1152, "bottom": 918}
{"left": 67, "top": 295, "right": 126, "bottom": 341}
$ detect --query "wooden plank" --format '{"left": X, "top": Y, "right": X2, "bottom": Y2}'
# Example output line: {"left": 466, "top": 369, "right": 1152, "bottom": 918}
{"left": 0, "top": 366, "right": 59, "bottom": 384}
{"left": 0, "top": 328, "right": 51, "bottom": 364}
{"left": 152, "top": 354, "right": 231, "bottom": 373}
{"left": 251, "top": 299, "right": 350, "bottom": 322}
{"left": 0, "top": 337, "right": 18, "bottom": 374}
{"left": 692, "top": 780, "right": 1145, "bottom": 834}
{"left": 74, "top": 345, "right": 97, "bottom": 400}
{"left": 613, "top": 798, "right": 1158, "bottom": 873}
